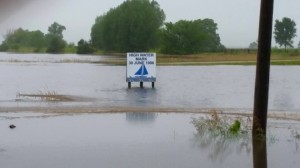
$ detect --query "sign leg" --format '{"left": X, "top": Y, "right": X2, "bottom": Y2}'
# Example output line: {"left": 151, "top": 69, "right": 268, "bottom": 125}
{"left": 140, "top": 82, "right": 143, "bottom": 88}
{"left": 128, "top": 82, "right": 131, "bottom": 88}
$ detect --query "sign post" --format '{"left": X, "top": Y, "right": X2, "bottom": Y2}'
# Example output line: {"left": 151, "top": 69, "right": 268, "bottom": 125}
{"left": 126, "top": 53, "right": 156, "bottom": 88}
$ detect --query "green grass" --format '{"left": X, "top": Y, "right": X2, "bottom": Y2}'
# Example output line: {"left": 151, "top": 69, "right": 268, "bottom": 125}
{"left": 6, "top": 47, "right": 46, "bottom": 53}
{"left": 93, "top": 52, "right": 300, "bottom": 66}
{"left": 64, "top": 46, "right": 77, "bottom": 53}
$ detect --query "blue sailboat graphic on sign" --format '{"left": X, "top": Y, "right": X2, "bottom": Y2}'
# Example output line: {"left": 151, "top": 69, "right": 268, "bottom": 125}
{"left": 135, "top": 63, "right": 148, "bottom": 76}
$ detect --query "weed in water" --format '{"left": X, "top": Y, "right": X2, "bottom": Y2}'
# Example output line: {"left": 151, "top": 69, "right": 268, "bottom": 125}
{"left": 291, "top": 130, "right": 300, "bottom": 140}
{"left": 17, "top": 90, "right": 73, "bottom": 102}
{"left": 191, "top": 110, "right": 252, "bottom": 161}
{"left": 191, "top": 110, "right": 251, "bottom": 139}
{"left": 229, "top": 120, "right": 241, "bottom": 134}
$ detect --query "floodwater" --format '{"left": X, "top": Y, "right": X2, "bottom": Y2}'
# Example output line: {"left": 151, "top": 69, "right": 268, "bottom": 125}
{"left": 0, "top": 112, "right": 300, "bottom": 168}
{"left": 1, "top": 53, "right": 300, "bottom": 112}
{"left": 1, "top": 52, "right": 300, "bottom": 168}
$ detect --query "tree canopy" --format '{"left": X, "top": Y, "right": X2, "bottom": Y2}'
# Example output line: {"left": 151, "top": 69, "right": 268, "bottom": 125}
{"left": 91, "top": 0, "right": 165, "bottom": 52}
{"left": 46, "top": 22, "right": 67, "bottom": 53}
{"left": 76, "top": 39, "right": 94, "bottom": 54}
{"left": 0, "top": 22, "right": 68, "bottom": 53}
{"left": 274, "top": 17, "right": 297, "bottom": 51}
{"left": 159, "top": 19, "right": 223, "bottom": 54}
{"left": 249, "top": 41, "right": 258, "bottom": 49}
{"left": 0, "top": 28, "right": 46, "bottom": 52}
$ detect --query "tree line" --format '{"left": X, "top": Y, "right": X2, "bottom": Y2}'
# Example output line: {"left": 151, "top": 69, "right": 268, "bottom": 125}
{"left": 1, "top": 0, "right": 299, "bottom": 55}
{"left": 0, "top": 22, "right": 67, "bottom": 53}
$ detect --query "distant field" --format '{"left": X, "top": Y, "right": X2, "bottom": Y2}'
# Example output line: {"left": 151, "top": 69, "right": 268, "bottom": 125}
{"left": 3, "top": 48, "right": 300, "bottom": 65}
{"left": 96, "top": 51, "right": 300, "bottom": 65}
{"left": 157, "top": 52, "right": 300, "bottom": 65}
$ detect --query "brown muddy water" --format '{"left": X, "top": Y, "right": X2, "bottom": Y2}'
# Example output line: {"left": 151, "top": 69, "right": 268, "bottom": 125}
{"left": 0, "top": 52, "right": 300, "bottom": 168}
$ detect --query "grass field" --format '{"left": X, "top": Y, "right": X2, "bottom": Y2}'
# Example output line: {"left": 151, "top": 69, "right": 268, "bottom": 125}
{"left": 158, "top": 52, "right": 300, "bottom": 65}
{"left": 96, "top": 51, "right": 300, "bottom": 65}
{"left": 3, "top": 48, "right": 300, "bottom": 65}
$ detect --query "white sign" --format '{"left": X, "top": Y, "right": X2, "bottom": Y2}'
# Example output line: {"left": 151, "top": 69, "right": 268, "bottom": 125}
{"left": 126, "top": 53, "right": 156, "bottom": 82}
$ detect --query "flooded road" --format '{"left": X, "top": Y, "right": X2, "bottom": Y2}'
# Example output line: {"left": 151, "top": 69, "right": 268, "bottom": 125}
{"left": 1, "top": 53, "right": 300, "bottom": 113}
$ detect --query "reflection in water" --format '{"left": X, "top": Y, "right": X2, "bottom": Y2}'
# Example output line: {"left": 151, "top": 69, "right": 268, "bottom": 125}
{"left": 192, "top": 131, "right": 251, "bottom": 162}
{"left": 192, "top": 114, "right": 269, "bottom": 168}
{"left": 125, "top": 87, "right": 159, "bottom": 107}
{"left": 191, "top": 114, "right": 252, "bottom": 163}
{"left": 126, "top": 112, "right": 157, "bottom": 123}
{"left": 125, "top": 87, "right": 158, "bottom": 123}
{"left": 253, "top": 137, "right": 267, "bottom": 168}
{"left": 192, "top": 131, "right": 269, "bottom": 168}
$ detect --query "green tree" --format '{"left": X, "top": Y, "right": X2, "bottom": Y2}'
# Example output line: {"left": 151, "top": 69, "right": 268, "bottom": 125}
{"left": 27, "top": 30, "right": 46, "bottom": 51}
{"left": 160, "top": 19, "right": 223, "bottom": 54}
{"left": 0, "top": 28, "right": 46, "bottom": 52}
{"left": 76, "top": 39, "right": 94, "bottom": 54}
{"left": 249, "top": 41, "right": 258, "bottom": 49}
{"left": 46, "top": 22, "right": 67, "bottom": 53}
{"left": 91, "top": 0, "right": 165, "bottom": 52}
{"left": 274, "top": 17, "right": 297, "bottom": 51}
{"left": 3, "top": 28, "right": 30, "bottom": 50}
{"left": 0, "top": 42, "right": 9, "bottom": 51}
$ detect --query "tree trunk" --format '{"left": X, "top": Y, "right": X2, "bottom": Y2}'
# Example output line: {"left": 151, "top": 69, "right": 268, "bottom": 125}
{"left": 285, "top": 44, "right": 287, "bottom": 53}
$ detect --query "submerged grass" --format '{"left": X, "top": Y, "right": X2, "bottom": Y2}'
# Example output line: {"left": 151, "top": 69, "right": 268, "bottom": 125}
{"left": 17, "top": 90, "right": 74, "bottom": 102}
{"left": 190, "top": 110, "right": 300, "bottom": 161}
{"left": 192, "top": 110, "right": 300, "bottom": 149}
{"left": 191, "top": 110, "right": 253, "bottom": 161}
{"left": 292, "top": 130, "right": 300, "bottom": 139}
{"left": 191, "top": 110, "right": 251, "bottom": 139}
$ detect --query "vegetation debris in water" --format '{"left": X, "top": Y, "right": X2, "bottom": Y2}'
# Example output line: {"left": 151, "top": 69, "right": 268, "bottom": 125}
{"left": 16, "top": 90, "right": 74, "bottom": 102}
{"left": 191, "top": 110, "right": 251, "bottom": 139}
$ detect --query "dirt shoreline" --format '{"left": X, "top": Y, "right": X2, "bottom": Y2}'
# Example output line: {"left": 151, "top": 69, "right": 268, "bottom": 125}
{"left": 1, "top": 106, "right": 300, "bottom": 121}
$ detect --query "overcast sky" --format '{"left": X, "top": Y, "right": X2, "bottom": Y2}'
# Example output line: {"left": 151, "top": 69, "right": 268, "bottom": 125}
{"left": 1, "top": 0, "right": 300, "bottom": 48}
